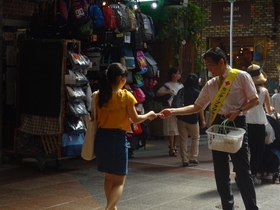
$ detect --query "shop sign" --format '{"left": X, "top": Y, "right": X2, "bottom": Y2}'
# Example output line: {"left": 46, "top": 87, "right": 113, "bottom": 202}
{"left": 211, "top": 1, "right": 251, "bottom": 25}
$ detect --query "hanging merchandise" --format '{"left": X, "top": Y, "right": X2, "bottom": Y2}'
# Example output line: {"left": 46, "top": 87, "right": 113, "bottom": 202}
{"left": 66, "top": 86, "right": 87, "bottom": 101}
{"left": 102, "top": 2, "right": 117, "bottom": 30}
{"left": 133, "top": 74, "right": 144, "bottom": 87}
{"left": 70, "top": 0, "right": 93, "bottom": 39}
{"left": 124, "top": 5, "right": 137, "bottom": 31}
{"left": 133, "top": 87, "right": 146, "bottom": 103}
{"left": 62, "top": 133, "right": 84, "bottom": 156}
{"left": 65, "top": 116, "right": 86, "bottom": 134}
{"left": 68, "top": 52, "right": 90, "bottom": 70}
{"left": 88, "top": 2, "right": 105, "bottom": 28}
{"left": 135, "top": 11, "right": 154, "bottom": 42}
{"left": 135, "top": 50, "right": 148, "bottom": 74}
{"left": 111, "top": 3, "right": 131, "bottom": 31}
{"left": 49, "top": 0, "right": 70, "bottom": 38}
{"left": 67, "top": 101, "right": 88, "bottom": 117}
{"left": 143, "top": 52, "right": 158, "bottom": 77}
{"left": 87, "top": 47, "right": 101, "bottom": 71}
{"left": 120, "top": 46, "right": 135, "bottom": 70}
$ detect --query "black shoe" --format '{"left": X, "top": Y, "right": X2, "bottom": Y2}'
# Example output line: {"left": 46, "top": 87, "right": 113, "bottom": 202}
{"left": 189, "top": 159, "right": 199, "bottom": 164}
{"left": 183, "top": 162, "right": 189, "bottom": 167}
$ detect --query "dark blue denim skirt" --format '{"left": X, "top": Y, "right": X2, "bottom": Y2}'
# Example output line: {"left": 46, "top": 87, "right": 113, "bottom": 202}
{"left": 94, "top": 128, "right": 128, "bottom": 175}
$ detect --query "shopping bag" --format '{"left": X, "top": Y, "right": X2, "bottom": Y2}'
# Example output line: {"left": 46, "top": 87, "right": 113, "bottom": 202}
{"left": 81, "top": 91, "right": 98, "bottom": 160}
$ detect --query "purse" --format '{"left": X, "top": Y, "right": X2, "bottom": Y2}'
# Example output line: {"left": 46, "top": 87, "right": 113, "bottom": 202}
{"left": 81, "top": 91, "right": 98, "bottom": 160}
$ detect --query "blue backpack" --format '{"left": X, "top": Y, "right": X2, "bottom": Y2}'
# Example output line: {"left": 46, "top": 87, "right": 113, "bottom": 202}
{"left": 88, "top": 4, "right": 105, "bottom": 28}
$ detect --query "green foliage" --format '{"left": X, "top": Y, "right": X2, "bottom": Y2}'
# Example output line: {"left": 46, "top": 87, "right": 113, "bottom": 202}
{"left": 156, "top": 2, "right": 206, "bottom": 70}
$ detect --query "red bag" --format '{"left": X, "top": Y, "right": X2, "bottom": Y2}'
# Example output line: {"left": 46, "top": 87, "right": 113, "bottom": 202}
{"left": 102, "top": 4, "right": 117, "bottom": 30}
{"left": 131, "top": 123, "right": 142, "bottom": 135}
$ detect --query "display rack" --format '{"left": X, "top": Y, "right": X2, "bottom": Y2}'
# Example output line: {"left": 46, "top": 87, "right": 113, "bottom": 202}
{"left": 13, "top": 39, "right": 81, "bottom": 170}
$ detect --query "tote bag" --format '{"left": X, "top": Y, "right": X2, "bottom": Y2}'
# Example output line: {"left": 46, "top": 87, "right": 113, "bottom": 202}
{"left": 81, "top": 91, "right": 98, "bottom": 160}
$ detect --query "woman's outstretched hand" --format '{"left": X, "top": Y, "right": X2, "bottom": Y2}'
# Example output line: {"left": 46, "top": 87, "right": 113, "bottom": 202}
{"left": 147, "top": 111, "right": 158, "bottom": 121}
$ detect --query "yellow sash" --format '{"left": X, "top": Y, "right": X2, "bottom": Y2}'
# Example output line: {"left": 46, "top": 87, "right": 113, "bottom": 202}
{"left": 209, "top": 69, "right": 239, "bottom": 125}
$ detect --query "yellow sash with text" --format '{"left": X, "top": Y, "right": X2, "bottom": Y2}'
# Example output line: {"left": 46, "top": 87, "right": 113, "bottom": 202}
{"left": 209, "top": 69, "right": 239, "bottom": 125}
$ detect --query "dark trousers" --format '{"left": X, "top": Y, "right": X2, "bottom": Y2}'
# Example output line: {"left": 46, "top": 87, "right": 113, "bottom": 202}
{"left": 247, "top": 123, "right": 265, "bottom": 175}
{"left": 212, "top": 115, "right": 258, "bottom": 210}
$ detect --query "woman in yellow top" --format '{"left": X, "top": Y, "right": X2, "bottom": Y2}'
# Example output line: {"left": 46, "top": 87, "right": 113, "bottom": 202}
{"left": 94, "top": 63, "right": 157, "bottom": 210}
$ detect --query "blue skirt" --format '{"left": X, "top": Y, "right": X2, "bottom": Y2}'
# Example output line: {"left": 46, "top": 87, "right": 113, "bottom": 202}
{"left": 94, "top": 128, "right": 128, "bottom": 175}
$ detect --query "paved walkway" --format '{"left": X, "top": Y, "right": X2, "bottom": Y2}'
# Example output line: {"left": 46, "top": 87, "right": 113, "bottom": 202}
{"left": 0, "top": 137, "right": 280, "bottom": 210}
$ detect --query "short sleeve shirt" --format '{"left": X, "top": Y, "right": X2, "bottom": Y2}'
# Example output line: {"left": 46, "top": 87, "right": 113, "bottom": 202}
{"left": 195, "top": 68, "right": 258, "bottom": 115}
{"left": 96, "top": 89, "right": 137, "bottom": 131}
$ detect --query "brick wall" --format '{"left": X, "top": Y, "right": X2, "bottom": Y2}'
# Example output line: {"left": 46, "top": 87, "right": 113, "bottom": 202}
{"left": 193, "top": 0, "right": 280, "bottom": 91}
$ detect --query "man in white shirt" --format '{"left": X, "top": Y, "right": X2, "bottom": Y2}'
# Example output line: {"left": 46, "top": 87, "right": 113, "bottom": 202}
{"left": 159, "top": 47, "right": 259, "bottom": 210}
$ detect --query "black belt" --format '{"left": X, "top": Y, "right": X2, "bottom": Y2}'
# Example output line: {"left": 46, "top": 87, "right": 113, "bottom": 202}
{"left": 216, "top": 114, "right": 245, "bottom": 120}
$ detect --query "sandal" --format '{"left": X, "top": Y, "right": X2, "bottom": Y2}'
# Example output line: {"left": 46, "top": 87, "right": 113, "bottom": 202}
{"left": 169, "top": 149, "right": 177, "bottom": 157}
{"left": 168, "top": 145, "right": 178, "bottom": 153}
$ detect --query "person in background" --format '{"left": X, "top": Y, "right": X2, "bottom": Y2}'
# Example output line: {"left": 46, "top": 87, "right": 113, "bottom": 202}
{"left": 156, "top": 66, "right": 184, "bottom": 157}
{"left": 159, "top": 47, "right": 259, "bottom": 210}
{"left": 177, "top": 73, "right": 206, "bottom": 167}
{"left": 270, "top": 86, "right": 280, "bottom": 114}
{"left": 94, "top": 63, "right": 157, "bottom": 210}
{"left": 246, "top": 64, "right": 275, "bottom": 184}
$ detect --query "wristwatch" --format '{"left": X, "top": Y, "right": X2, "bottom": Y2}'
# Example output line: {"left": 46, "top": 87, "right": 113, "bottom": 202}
{"left": 237, "top": 108, "right": 243, "bottom": 115}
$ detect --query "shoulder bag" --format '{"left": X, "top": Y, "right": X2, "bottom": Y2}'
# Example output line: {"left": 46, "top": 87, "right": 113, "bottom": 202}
{"left": 81, "top": 91, "right": 98, "bottom": 160}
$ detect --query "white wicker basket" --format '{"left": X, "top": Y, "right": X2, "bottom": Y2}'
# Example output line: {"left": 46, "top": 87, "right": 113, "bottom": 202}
{"left": 206, "top": 125, "right": 246, "bottom": 153}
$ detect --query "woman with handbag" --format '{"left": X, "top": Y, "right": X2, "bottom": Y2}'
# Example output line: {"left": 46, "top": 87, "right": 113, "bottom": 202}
{"left": 246, "top": 64, "right": 275, "bottom": 184}
{"left": 94, "top": 63, "right": 157, "bottom": 210}
{"left": 156, "top": 66, "right": 183, "bottom": 157}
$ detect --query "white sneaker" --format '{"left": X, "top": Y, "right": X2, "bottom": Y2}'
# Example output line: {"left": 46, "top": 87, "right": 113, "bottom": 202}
{"left": 253, "top": 176, "right": 262, "bottom": 185}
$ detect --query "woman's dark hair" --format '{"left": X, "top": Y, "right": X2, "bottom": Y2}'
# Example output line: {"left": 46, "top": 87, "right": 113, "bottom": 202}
{"left": 184, "top": 73, "right": 199, "bottom": 89}
{"left": 166, "top": 66, "right": 181, "bottom": 82}
{"left": 202, "top": 47, "right": 228, "bottom": 64}
{"left": 98, "top": 63, "right": 128, "bottom": 108}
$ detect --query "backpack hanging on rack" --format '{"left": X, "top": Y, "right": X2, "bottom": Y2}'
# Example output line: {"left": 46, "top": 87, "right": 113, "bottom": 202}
{"left": 144, "top": 52, "right": 158, "bottom": 77}
{"left": 102, "top": 1, "right": 117, "bottom": 30}
{"left": 70, "top": 0, "right": 93, "bottom": 39}
{"left": 135, "top": 50, "right": 148, "bottom": 74}
{"left": 49, "top": 0, "right": 70, "bottom": 38}
{"left": 124, "top": 5, "right": 137, "bottom": 31}
{"left": 88, "top": 1, "right": 105, "bottom": 28}
{"left": 120, "top": 46, "right": 135, "bottom": 70}
{"left": 111, "top": 3, "right": 130, "bottom": 31}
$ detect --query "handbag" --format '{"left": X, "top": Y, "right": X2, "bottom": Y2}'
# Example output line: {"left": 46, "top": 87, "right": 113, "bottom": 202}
{"left": 81, "top": 91, "right": 98, "bottom": 160}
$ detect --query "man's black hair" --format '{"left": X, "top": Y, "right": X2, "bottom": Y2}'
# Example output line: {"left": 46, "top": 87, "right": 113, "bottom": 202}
{"left": 202, "top": 47, "right": 228, "bottom": 64}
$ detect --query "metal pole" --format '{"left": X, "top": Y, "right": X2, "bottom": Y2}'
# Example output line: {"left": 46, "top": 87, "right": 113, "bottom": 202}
{"left": 229, "top": 0, "right": 236, "bottom": 67}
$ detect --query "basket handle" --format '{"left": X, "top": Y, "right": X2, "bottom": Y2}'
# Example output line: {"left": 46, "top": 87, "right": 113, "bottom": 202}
{"left": 219, "top": 119, "right": 236, "bottom": 134}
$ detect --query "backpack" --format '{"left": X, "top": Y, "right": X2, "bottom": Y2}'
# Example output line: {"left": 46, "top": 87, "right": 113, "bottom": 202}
{"left": 70, "top": 0, "right": 89, "bottom": 25}
{"left": 111, "top": 3, "right": 130, "bottom": 30}
{"left": 136, "top": 11, "right": 154, "bottom": 42}
{"left": 70, "top": 0, "right": 93, "bottom": 39}
{"left": 171, "top": 87, "right": 185, "bottom": 108}
{"left": 88, "top": 3, "right": 105, "bottom": 28}
{"left": 102, "top": 4, "right": 117, "bottom": 30}
{"left": 120, "top": 46, "right": 135, "bottom": 70}
{"left": 133, "top": 87, "right": 146, "bottom": 103}
{"left": 124, "top": 5, "right": 137, "bottom": 31}
{"left": 133, "top": 74, "right": 144, "bottom": 87}
{"left": 144, "top": 52, "right": 158, "bottom": 77}
{"left": 49, "top": 0, "right": 70, "bottom": 38}
{"left": 135, "top": 50, "right": 148, "bottom": 74}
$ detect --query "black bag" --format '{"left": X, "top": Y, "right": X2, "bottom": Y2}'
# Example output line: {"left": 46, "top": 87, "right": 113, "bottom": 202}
{"left": 144, "top": 52, "right": 158, "bottom": 77}
{"left": 111, "top": 3, "right": 130, "bottom": 30}
{"left": 154, "top": 85, "right": 173, "bottom": 107}
{"left": 154, "top": 94, "right": 172, "bottom": 107}
{"left": 65, "top": 116, "right": 86, "bottom": 134}
{"left": 171, "top": 87, "right": 184, "bottom": 108}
